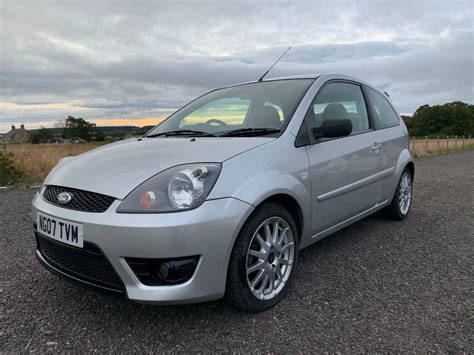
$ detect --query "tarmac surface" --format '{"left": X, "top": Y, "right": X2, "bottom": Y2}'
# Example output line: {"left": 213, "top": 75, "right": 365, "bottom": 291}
{"left": 1, "top": 151, "right": 473, "bottom": 352}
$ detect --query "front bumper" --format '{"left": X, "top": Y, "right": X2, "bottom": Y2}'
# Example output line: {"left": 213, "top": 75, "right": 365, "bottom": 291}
{"left": 32, "top": 191, "right": 253, "bottom": 304}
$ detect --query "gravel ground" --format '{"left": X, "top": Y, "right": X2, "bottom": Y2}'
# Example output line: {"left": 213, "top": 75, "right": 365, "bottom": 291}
{"left": 1, "top": 151, "right": 473, "bottom": 352}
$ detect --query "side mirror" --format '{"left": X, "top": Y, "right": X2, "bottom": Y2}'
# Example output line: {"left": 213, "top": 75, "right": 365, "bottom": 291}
{"left": 312, "top": 119, "right": 352, "bottom": 139}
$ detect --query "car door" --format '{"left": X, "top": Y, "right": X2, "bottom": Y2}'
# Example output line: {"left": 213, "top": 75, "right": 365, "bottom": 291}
{"left": 302, "top": 81, "right": 384, "bottom": 236}
{"left": 364, "top": 86, "right": 404, "bottom": 203}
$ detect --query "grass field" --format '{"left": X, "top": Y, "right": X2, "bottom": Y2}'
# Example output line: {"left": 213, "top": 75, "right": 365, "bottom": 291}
{"left": 410, "top": 136, "right": 473, "bottom": 157}
{"left": 3, "top": 143, "right": 103, "bottom": 182}
{"left": 2, "top": 136, "right": 473, "bottom": 184}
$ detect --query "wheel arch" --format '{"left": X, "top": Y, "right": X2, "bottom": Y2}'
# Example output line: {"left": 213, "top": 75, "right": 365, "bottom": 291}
{"left": 257, "top": 193, "right": 304, "bottom": 243}
{"left": 220, "top": 167, "right": 312, "bottom": 246}
{"left": 387, "top": 148, "right": 414, "bottom": 203}
{"left": 405, "top": 161, "right": 415, "bottom": 179}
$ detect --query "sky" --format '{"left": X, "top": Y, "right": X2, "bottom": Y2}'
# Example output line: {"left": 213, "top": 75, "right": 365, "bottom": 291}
{"left": 0, "top": 0, "right": 473, "bottom": 133}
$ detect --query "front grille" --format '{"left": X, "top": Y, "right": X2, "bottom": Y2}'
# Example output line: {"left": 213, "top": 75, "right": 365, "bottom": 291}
{"left": 43, "top": 185, "right": 115, "bottom": 213}
{"left": 36, "top": 233, "right": 124, "bottom": 292}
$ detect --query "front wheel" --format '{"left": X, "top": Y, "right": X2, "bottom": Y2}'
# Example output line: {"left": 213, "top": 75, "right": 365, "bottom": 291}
{"left": 384, "top": 168, "right": 413, "bottom": 220}
{"left": 225, "top": 203, "right": 298, "bottom": 312}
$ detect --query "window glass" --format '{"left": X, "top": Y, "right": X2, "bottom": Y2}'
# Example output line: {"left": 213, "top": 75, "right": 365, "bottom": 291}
{"left": 264, "top": 102, "right": 284, "bottom": 122}
{"left": 366, "top": 87, "right": 400, "bottom": 128}
{"left": 148, "top": 79, "right": 314, "bottom": 135}
{"left": 179, "top": 98, "right": 250, "bottom": 129}
{"left": 306, "top": 82, "right": 369, "bottom": 134}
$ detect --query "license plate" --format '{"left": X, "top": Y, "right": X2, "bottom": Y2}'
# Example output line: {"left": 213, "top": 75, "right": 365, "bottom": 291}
{"left": 37, "top": 212, "right": 84, "bottom": 248}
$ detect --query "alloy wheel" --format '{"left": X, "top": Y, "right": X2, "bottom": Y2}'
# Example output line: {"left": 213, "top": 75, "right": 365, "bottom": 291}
{"left": 398, "top": 172, "right": 412, "bottom": 215}
{"left": 245, "top": 216, "right": 295, "bottom": 301}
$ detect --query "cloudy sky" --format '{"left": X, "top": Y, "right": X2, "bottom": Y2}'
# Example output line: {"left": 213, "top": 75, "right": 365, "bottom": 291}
{"left": 0, "top": 0, "right": 473, "bottom": 132}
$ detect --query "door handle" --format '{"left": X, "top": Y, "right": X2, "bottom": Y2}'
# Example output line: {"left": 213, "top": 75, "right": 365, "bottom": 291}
{"left": 371, "top": 142, "right": 382, "bottom": 153}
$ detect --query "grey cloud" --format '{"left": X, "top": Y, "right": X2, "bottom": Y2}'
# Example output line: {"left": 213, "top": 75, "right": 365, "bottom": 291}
{"left": 232, "top": 42, "right": 419, "bottom": 65}
{"left": 0, "top": 0, "right": 473, "bottom": 131}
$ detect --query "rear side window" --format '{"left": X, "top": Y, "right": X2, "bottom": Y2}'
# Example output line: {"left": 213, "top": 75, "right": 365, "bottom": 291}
{"left": 366, "top": 87, "right": 400, "bottom": 128}
{"left": 306, "top": 82, "right": 370, "bottom": 134}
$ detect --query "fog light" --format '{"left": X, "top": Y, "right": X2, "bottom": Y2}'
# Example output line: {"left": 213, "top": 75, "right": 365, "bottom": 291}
{"left": 157, "top": 258, "right": 199, "bottom": 283}
{"left": 125, "top": 256, "right": 199, "bottom": 286}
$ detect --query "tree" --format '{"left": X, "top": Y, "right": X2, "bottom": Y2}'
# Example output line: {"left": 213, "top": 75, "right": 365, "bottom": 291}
{"left": 54, "top": 120, "right": 65, "bottom": 129}
{"left": 31, "top": 126, "right": 53, "bottom": 144}
{"left": 63, "top": 116, "right": 97, "bottom": 141}
{"left": 406, "top": 102, "right": 474, "bottom": 137}
{"left": 95, "top": 129, "right": 105, "bottom": 141}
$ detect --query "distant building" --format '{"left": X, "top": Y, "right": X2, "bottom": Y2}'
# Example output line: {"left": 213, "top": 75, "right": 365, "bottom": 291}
{"left": 2, "top": 124, "right": 31, "bottom": 144}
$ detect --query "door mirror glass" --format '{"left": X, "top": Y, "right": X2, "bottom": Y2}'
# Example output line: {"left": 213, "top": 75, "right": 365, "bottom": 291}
{"left": 312, "top": 119, "right": 352, "bottom": 139}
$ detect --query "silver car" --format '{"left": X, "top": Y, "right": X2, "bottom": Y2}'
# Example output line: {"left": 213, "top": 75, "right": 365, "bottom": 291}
{"left": 32, "top": 74, "right": 414, "bottom": 311}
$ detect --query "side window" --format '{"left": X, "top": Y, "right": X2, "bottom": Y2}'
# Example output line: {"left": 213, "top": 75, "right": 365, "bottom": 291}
{"left": 366, "top": 88, "right": 400, "bottom": 128}
{"left": 306, "top": 82, "right": 369, "bottom": 134}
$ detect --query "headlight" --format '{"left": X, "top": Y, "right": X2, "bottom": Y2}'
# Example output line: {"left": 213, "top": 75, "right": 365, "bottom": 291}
{"left": 116, "top": 163, "right": 221, "bottom": 213}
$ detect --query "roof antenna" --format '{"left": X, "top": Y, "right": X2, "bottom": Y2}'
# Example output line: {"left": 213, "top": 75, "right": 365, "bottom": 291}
{"left": 258, "top": 47, "right": 291, "bottom": 82}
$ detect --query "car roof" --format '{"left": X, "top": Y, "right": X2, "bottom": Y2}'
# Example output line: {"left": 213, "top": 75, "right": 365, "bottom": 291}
{"left": 262, "top": 74, "right": 321, "bottom": 80}
{"left": 223, "top": 73, "right": 386, "bottom": 97}
{"left": 225, "top": 74, "right": 320, "bottom": 87}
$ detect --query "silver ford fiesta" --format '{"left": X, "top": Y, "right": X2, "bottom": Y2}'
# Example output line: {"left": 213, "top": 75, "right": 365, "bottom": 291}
{"left": 32, "top": 73, "right": 414, "bottom": 311}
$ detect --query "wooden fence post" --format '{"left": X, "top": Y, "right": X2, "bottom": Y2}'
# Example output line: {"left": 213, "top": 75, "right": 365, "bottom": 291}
{"left": 455, "top": 135, "right": 458, "bottom": 150}
{"left": 462, "top": 135, "right": 465, "bottom": 150}
{"left": 425, "top": 136, "right": 428, "bottom": 155}
{"left": 447, "top": 135, "right": 449, "bottom": 151}
{"left": 437, "top": 136, "right": 440, "bottom": 154}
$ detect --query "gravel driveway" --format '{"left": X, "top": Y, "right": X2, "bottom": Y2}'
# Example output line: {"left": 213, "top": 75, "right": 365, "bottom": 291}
{"left": 1, "top": 151, "right": 473, "bottom": 352}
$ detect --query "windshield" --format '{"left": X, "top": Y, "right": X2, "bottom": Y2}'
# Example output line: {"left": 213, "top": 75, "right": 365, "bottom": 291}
{"left": 147, "top": 79, "right": 314, "bottom": 137}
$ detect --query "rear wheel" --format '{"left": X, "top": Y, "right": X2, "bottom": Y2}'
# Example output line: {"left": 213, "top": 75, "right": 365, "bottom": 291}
{"left": 384, "top": 168, "right": 413, "bottom": 220}
{"left": 225, "top": 203, "right": 298, "bottom": 312}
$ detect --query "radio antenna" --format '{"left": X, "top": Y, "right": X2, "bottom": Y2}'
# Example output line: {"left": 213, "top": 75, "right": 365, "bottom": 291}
{"left": 258, "top": 46, "right": 291, "bottom": 82}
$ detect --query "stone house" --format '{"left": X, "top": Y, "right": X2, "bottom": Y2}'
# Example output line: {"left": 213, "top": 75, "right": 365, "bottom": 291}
{"left": 2, "top": 124, "right": 32, "bottom": 144}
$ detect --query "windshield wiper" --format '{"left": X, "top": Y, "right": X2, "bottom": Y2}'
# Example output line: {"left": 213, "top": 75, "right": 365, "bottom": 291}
{"left": 217, "top": 128, "right": 281, "bottom": 137}
{"left": 146, "top": 130, "right": 217, "bottom": 138}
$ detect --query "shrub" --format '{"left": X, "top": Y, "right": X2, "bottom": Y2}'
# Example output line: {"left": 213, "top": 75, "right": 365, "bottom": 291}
{"left": 0, "top": 151, "right": 23, "bottom": 185}
{"left": 406, "top": 101, "right": 474, "bottom": 137}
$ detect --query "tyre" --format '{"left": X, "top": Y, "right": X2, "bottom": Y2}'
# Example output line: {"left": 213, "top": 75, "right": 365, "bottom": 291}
{"left": 384, "top": 168, "right": 413, "bottom": 221}
{"left": 225, "top": 203, "right": 299, "bottom": 312}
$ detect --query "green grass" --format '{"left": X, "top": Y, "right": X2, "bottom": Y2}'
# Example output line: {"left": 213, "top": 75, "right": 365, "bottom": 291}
{"left": 0, "top": 152, "right": 24, "bottom": 186}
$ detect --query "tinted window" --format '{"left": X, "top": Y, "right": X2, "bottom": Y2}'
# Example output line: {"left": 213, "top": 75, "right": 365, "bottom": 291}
{"left": 366, "top": 87, "right": 400, "bottom": 128}
{"left": 306, "top": 82, "right": 369, "bottom": 134}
